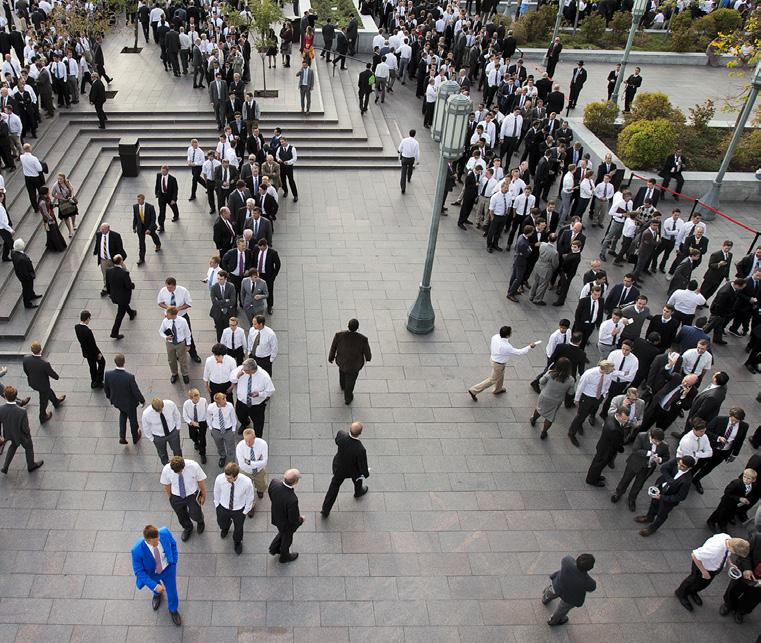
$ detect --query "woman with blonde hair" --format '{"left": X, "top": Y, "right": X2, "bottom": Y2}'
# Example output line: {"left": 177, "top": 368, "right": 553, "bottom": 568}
{"left": 50, "top": 172, "right": 78, "bottom": 237}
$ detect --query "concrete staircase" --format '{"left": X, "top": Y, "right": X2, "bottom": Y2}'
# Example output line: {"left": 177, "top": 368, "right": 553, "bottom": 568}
{"left": 0, "top": 58, "right": 400, "bottom": 357}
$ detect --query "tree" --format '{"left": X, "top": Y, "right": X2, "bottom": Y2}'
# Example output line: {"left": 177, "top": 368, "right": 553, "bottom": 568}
{"left": 245, "top": 0, "right": 285, "bottom": 96}
{"left": 54, "top": 0, "right": 127, "bottom": 45}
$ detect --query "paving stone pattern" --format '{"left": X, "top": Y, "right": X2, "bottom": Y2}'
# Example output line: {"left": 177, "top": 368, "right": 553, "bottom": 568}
{"left": 0, "top": 26, "right": 758, "bottom": 643}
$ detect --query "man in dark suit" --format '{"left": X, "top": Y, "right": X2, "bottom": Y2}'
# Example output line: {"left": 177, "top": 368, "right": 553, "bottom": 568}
{"left": 214, "top": 159, "right": 238, "bottom": 209}
{"left": 645, "top": 305, "right": 680, "bottom": 351}
{"left": 93, "top": 223, "right": 127, "bottom": 297}
{"left": 133, "top": 194, "right": 161, "bottom": 265}
{"left": 88, "top": 71, "right": 107, "bottom": 129}
{"left": 227, "top": 181, "right": 251, "bottom": 232}
{"left": 691, "top": 408, "right": 748, "bottom": 493}
{"left": 730, "top": 267, "right": 761, "bottom": 336}
{"left": 221, "top": 238, "right": 254, "bottom": 303}
{"left": 329, "top": 318, "right": 372, "bottom": 405}
{"left": 631, "top": 332, "right": 663, "bottom": 389}
{"left": 0, "top": 385, "right": 43, "bottom": 473}
{"left": 573, "top": 288, "right": 604, "bottom": 348}
{"left": 704, "top": 278, "right": 746, "bottom": 345}
{"left": 105, "top": 255, "right": 136, "bottom": 340}
{"left": 253, "top": 238, "right": 281, "bottom": 315}
{"left": 92, "top": 35, "right": 112, "bottom": 83}
{"left": 700, "top": 241, "right": 734, "bottom": 301}
{"left": 660, "top": 149, "right": 686, "bottom": 198}
{"left": 674, "top": 371, "right": 729, "bottom": 442}
{"left": 545, "top": 36, "right": 563, "bottom": 78}
{"left": 11, "top": 239, "right": 40, "bottom": 308}
{"left": 213, "top": 207, "right": 237, "bottom": 257}
{"left": 255, "top": 184, "right": 278, "bottom": 222}
{"left": 586, "top": 407, "right": 627, "bottom": 486}
{"left": 243, "top": 207, "right": 273, "bottom": 246}
{"left": 635, "top": 456, "right": 696, "bottom": 536}
{"left": 645, "top": 349, "right": 682, "bottom": 396}
{"left": 641, "top": 373, "right": 699, "bottom": 434}
{"left": 541, "top": 553, "right": 597, "bottom": 626}
{"left": 209, "top": 270, "right": 238, "bottom": 341}
{"left": 612, "top": 428, "right": 670, "bottom": 511}
{"left": 154, "top": 165, "right": 180, "bottom": 230}
{"left": 268, "top": 469, "right": 304, "bottom": 563}
{"left": 320, "top": 422, "right": 370, "bottom": 516}
{"left": 567, "top": 60, "right": 587, "bottom": 108}
{"left": 604, "top": 274, "right": 639, "bottom": 316}
{"left": 595, "top": 153, "right": 618, "bottom": 186}
{"left": 632, "top": 178, "right": 661, "bottom": 210}
{"left": 74, "top": 310, "right": 105, "bottom": 389}
{"left": 706, "top": 469, "right": 760, "bottom": 533}
{"left": 22, "top": 341, "right": 65, "bottom": 424}
{"left": 104, "top": 352, "right": 145, "bottom": 444}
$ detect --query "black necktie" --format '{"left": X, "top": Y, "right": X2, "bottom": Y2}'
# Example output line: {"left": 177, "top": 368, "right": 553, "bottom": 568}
{"left": 159, "top": 412, "right": 170, "bottom": 436}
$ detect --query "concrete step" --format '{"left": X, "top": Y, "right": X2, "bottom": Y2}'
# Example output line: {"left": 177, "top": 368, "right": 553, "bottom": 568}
{"left": 138, "top": 158, "right": 401, "bottom": 170}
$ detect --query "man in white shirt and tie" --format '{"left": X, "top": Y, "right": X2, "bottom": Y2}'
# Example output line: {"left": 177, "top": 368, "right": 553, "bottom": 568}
{"left": 158, "top": 307, "right": 193, "bottom": 384}
{"left": 213, "top": 462, "right": 254, "bottom": 554}
{"left": 398, "top": 129, "right": 420, "bottom": 194}
{"left": 231, "top": 358, "right": 275, "bottom": 438}
{"left": 142, "top": 398, "right": 183, "bottom": 465}
{"left": 160, "top": 456, "right": 207, "bottom": 541}
{"left": 591, "top": 174, "right": 614, "bottom": 228}
{"left": 248, "top": 315, "right": 278, "bottom": 376}
{"left": 201, "top": 150, "right": 221, "bottom": 214}
{"left": 186, "top": 139, "right": 205, "bottom": 201}
{"left": 236, "top": 428, "right": 268, "bottom": 515}
{"left": 499, "top": 107, "right": 522, "bottom": 164}
{"left": 567, "top": 361, "right": 615, "bottom": 446}
{"left": 158, "top": 277, "right": 201, "bottom": 363}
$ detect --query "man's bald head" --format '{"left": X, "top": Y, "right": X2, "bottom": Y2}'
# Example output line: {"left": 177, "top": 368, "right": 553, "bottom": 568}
{"left": 350, "top": 422, "right": 363, "bottom": 437}
{"left": 284, "top": 468, "right": 301, "bottom": 485}
{"left": 682, "top": 374, "right": 699, "bottom": 388}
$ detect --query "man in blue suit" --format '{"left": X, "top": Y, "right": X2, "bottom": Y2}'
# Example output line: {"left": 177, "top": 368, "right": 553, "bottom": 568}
{"left": 131, "top": 524, "right": 182, "bottom": 626}
{"left": 104, "top": 353, "right": 145, "bottom": 445}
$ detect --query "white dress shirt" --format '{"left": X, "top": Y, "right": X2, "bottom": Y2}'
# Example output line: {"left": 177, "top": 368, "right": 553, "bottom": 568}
{"left": 546, "top": 328, "right": 572, "bottom": 358}
{"left": 692, "top": 534, "right": 732, "bottom": 572}
{"left": 160, "top": 459, "right": 207, "bottom": 496}
{"left": 593, "top": 181, "right": 614, "bottom": 201}
{"left": 187, "top": 146, "right": 204, "bottom": 166}
{"left": 661, "top": 216, "right": 685, "bottom": 241}
{"left": 142, "top": 400, "right": 182, "bottom": 441}
{"left": 489, "top": 190, "right": 513, "bottom": 216}
{"left": 213, "top": 472, "right": 254, "bottom": 513}
{"left": 182, "top": 397, "right": 209, "bottom": 425}
{"left": 598, "top": 319, "right": 624, "bottom": 346}
{"left": 667, "top": 289, "right": 706, "bottom": 315}
{"left": 230, "top": 368, "right": 275, "bottom": 406}
{"left": 680, "top": 349, "right": 713, "bottom": 375}
{"left": 158, "top": 316, "right": 192, "bottom": 346}
{"left": 608, "top": 196, "right": 632, "bottom": 221}
{"left": 202, "top": 159, "right": 221, "bottom": 181}
{"left": 574, "top": 367, "right": 612, "bottom": 401}
{"left": 20, "top": 152, "right": 43, "bottom": 178}
{"left": 202, "top": 355, "right": 238, "bottom": 384}
{"left": 221, "top": 327, "right": 247, "bottom": 352}
{"left": 247, "top": 326, "right": 278, "bottom": 360}
{"left": 608, "top": 349, "right": 638, "bottom": 383}
{"left": 676, "top": 431, "right": 713, "bottom": 460}
{"left": 206, "top": 401, "right": 237, "bottom": 430}
{"left": 0, "top": 204, "right": 12, "bottom": 233}
{"left": 157, "top": 286, "right": 192, "bottom": 313}
{"left": 561, "top": 172, "right": 574, "bottom": 195}
{"left": 622, "top": 217, "right": 638, "bottom": 238}
{"left": 499, "top": 114, "right": 523, "bottom": 139}
{"left": 512, "top": 193, "right": 535, "bottom": 219}
{"left": 579, "top": 177, "right": 595, "bottom": 200}
{"left": 478, "top": 176, "right": 499, "bottom": 199}
{"left": 398, "top": 136, "right": 420, "bottom": 162}
{"left": 235, "top": 437, "right": 268, "bottom": 474}
{"left": 488, "top": 334, "right": 532, "bottom": 364}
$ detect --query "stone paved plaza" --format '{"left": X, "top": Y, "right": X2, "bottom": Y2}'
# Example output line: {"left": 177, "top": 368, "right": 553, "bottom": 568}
{"left": 0, "top": 26, "right": 759, "bottom": 643}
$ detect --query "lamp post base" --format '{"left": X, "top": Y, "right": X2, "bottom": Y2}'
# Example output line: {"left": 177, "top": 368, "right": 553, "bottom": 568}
{"left": 406, "top": 285, "right": 435, "bottom": 334}
{"left": 693, "top": 181, "right": 720, "bottom": 221}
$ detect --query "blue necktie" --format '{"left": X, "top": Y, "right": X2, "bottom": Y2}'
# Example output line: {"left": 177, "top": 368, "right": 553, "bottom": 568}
{"left": 177, "top": 472, "right": 186, "bottom": 497}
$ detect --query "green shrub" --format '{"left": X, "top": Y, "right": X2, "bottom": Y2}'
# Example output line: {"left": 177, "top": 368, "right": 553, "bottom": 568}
{"left": 584, "top": 100, "right": 619, "bottom": 138}
{"left": 697, "top": 7, "right": 744, "bottom": 39}
{"left": 512, "top": 5, "right": 556, "bottom": 44}
{"left": 579, "top": 12, "right": 606, "bottom": 43}
{"left": 609, "top": 11, "right": 632, "bottom": 45}
{"left": 668, "top": 11, "right": 694, "bottom": 52}
{"left": 618, "top": 119, "right": 679, "bottom": 169}
{"left": 730, "top": 129, "right": 761, "bottom": 170}
{"left": 688, "top": 99, "right": 715, "bottom": 131}
{"left": 625, "top": 91, "right": 685, "bottom": 125}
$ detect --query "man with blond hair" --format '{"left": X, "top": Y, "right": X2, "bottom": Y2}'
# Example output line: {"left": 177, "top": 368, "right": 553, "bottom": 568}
{"left": 236, "top": 428, "right": 268, "bottom": 516}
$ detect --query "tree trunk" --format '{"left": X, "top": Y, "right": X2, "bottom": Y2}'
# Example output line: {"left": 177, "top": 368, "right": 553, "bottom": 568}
{"left": 133, "top": 14, "right": 139, "bottom": 49}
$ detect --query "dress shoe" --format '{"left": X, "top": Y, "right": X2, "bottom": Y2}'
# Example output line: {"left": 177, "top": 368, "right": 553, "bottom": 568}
{"left": 191, "top": 353, "right": 202, "bottom": 363}
{"left": 40, "top": 411, "right": 53, "bottom": 424}
{"left": 220, "top": 527, "right": 229, "bottom": 538}
{"left": 170, "top": 611, "right": 182, "bottom": 626}
{"left": 171, "top": 375, "right": 178, "bottom": 384}
{"left": 457, "top": 223, "right": 466, "bottom": 229}
{"left": 91, "top": 382, "right": 104, "bottom": 389}
{"left": 320, "top": 510, "right": 329, "bottom": 518}
{"left": 547, "top": 616, "right": 568, "bottom": 626}
{"left": 690, "top": 593, "right": 703, "bottom": 606}
{"left": 100, "top": 289, "right": 108, "bottom": 297}
{"left": 293, "top": 197, "right": 298, "bottom": 202}
{"left": 201, "top": 454, "right": 207, "bottom": 463}
{"left": 734, "top": 612, "right": 744, "bottom": 624}
{"left": 588, "top": 480, "right": 606, "bottom": 487}
{"left": 24, "top": 303, "right": 39, "bottom": 308}
{"left": 529, "top": 414, "right": 537, "bottom": 427}
{"left": 218, "top": 457, "right": 225, "bottom": 467}
{"left": 540, "top": 430, "right": 548, "bottom": 440}
{"left": 693, "top": 479, "right": 704, "bottom": 494}
{"left": 0, "top": 468, "right": 6, "bottom": 474}
{"left": 119, "top": 439, "right": 128, "bottom": 445}
{"left": 152, "top": 592, "right": 163, "bottom": 610}
{"left": 675, "top": 592, "right": 693, "bottom": 611}
{"left": 714, "top": 339, "right": 728, "bottom": 345}
{"left": 110, "top": 334, "right": 124, "bottom": 340}
{"left": 197, "top": 521, "right": 205, "bottom": 534}
{"left": 181, "top": 527, "right": 192, "bottom": 542}
{"left": 234, "top": 541, "right": 242, "bottom": 554}
{"left": 639, "top": 528, "right": 654, "bottom": 537}
{"left": 171, "top": 217, "right": 179, "bottom": 222}
{"left": 635, "top": 516, "right": 653, "bottom": 523}
{"left": 355, "top": 485, "right": 369, "bottom": 497}
{"left": 182, "top": 375, "right": 190, "bottom": 384}
{"left": 267, "top": 308, "right": 273, "bottom": 315}
{"left": 19, "top": 397, "right": 30, "bottom": 407}
{"left": 611, "top": 494, "right": 620, "bottom": 503}
{"left": 129, "top": 311, "right": 137, "bottom": 320}
{"left": 588, "top": 416, "right": 596, "bottom": 427}
{"left": 506, "top": 294, "right": 519, "bottom": 302}
{"left": 627, "top": 501, "right": 636, "bottom": 512}
{"left": 468, "top": 390, "right": 477, "bottom": 402}
{"left": 494, "top": 389, "right": 506, "bottom": 395}
{"left": 155, "top": 246, "right": 162, "bottom": 252}
{"left": 28, "top": 461, "right": 43, "bottom": 472}
{"left": 568, "top": 434, "right": 580, "bottom": 447}
{"left": 257, "top": 491, "right": 264, "bottom": 498}
{"left": 279, "top": 552, "right": 298, "bottom": 563}
{"left": 136, "top": 260, "right": 144, "bottom": 266}
{"left": 534, "top": 300, "right": 546, "bottom": 306}
{"left": 133, "top": 430, "right": 142, "bottom": 444}
{"left": 719, "top": 603, "right": 730, "bottom": 616}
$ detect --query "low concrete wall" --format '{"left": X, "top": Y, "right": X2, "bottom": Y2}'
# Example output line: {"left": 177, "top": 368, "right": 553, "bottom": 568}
{"left": 286, "top": 0, "right": 378, "bottom": 55}
{"left": 569, "top": 119, "right": 760, "bottom": 202}
{"left": 518, "top": 47, "right": 730, "bottom": 66}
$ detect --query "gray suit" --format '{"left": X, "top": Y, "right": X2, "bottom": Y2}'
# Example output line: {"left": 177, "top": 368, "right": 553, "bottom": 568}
{"left": 0, "top": 402, "right": 36, "bottom": 471}
{"left": 241, "top": 277, "right": 269, "bottom": 322}
{"left": 296, "top": 67, "right": 314, "bottom": 112}
{"left": 209, "top": 78, "right": 229, "bottom": 128}
{"left": 530, "top": 242, "right": 559, "bottom": 303}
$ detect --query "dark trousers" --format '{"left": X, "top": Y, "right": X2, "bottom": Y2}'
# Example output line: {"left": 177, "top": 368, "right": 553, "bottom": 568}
{"left": 567, "top": 394, "right": 601, "bottom": 438}
{"left": 190, "top": 166, "right": 203, "bottom": 197}
{"left": 554, "top": 270, "right": 574, "bottom": 305}
{"left": 193, "top": 64, "right": 205, "bottom": 87}
{"left": 206, "top": 180, "right": 217, "bottom": 212}
{"left": 170, "top": 493, "right": 204, "bottom": 529}
{"left": 188, "top": 420, "right": 207, "bottom": 456}
{"left": 691, "top": 449, "right": 730, "bottom": 483}
{"left": 652, "top": 238, "right": 676, "bottom": 271}
{"left": 359, "top": 90, "right": 370, "bottom": 112}
{"left": 25, "top": 175, "right": 43, "bottom": 211}
{"left": 676, "top": 561, "right": 719, "bottom": 598}
{"left": 112, "top": 303, "right": 136, "bottom": 336}
{"left": 2, "top": 436, "right": 35, "bottom": 471}
{"left": 270, "top": 527, "right": 297, "bottom": 560}
{"left": 254, "top": 355, "right": 273, "bottom": 376}
{"left": 235, "top": 400, "right": 267, "bottom": 437}
{"left": 400, "top": 157, "right": 414, "bottom": 192}
{"left": 0, "top": 229, "right": 12, "bottom": 260}
{"left": 507, "top": 263, "right": 526, "bottom": 296}
{"left": 615, "top": 464, "right": 653, "bottom": 505}
{"left": 209, "top": 381, "right": 233, "bottom": 403}
{"left": 216, "top": 504, "right": 245, "bottom": 543}
{"left": 322, "top": 475, "right": 365, "bottom": 514}
{"left": 339, "top": 369, "right": 359, "bottom": 403}
{"left": 586, "top": 446, "right": 616, "bottom": 483}
{"left": 86, "top": 354, "right": 105, "bottom": 386}
{"left": 704, "top": 314, "right": 731, "bottom": 342}
{"left": 486, "top": 215, "right": 506, "bottom": 249}
{"left": 724, "top": 577, "right": 761, "bottom": 615}
{"left": 36, "top": 386, "right": 61, "bottom": 421}
{"left": 20, "top": 277, "right": 36, "bottom": 307}
{"left": 141, "top": 21, "right": 150, "bottom": 42}
{"left": 645, "top": 497, "right": 675, "bottom": 531}
{"left": 180, "top": 50, "right": 189, "bottom": 74}
{"left": 94, "top": 102, "right": 107, "bottom": 128}
{"left": 505, "top": 214, "right": 523, "bottom": 248}
{"left": 280, "top": 165, "right": 298, "bottom": 197}
{"left": 136, "top": 229, "right": 161, "bottom": 261}
{"left": 157, "top": 195, "right": 180, "bottom": 227}
{"left": 152, "top": 430, "right": 182, "bottom": 465}
{"left": 661, "top": 172, "right": 685, "bottom": 198}
{"left": 118, "top": 407, "right": 140, "bottom": 442}
{"left": 262, "top": 276, "right": 275, "bottom": 310}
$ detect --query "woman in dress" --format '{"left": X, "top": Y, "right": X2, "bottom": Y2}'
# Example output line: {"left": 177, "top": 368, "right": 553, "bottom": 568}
{"left": 38, "top": 186, "right": 66, "bottom": 252}
{"left": 266, "top": 28, "right": 278, "bottom": 69}
{"left": 279, "top": 21, "right": 293, "bottom": 68}
{"left": 302, "top": 26, "right": 315, "bottom": 65}
{"left": 530, "top": 357, "right": 575, "bottom": 439}
{"left": 50, "top": 172, "right": 78, "bottom": 238}
{"left": 240, "top": 268, "right": 268, "bottom": 324}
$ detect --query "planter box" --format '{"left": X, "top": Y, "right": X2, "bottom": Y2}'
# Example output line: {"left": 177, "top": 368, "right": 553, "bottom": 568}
{"left": 568, "top": 119, "right": 761, "bottom": 202}
{"left": 517, "top": 47, "right": 731, "bottom": 66}
{"left": 289, "top": 0, "right": 379, "bottom": 54}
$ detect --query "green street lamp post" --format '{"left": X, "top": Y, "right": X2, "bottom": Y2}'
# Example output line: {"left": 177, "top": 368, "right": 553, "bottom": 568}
{"left": 695, "top": 60, "right": 761, "bottom": 221}
{"left": 610, "top": 0, "right": 648, "bottom": 105}
{"left": 407, "top": 85, "right": 473, "bottom": 335}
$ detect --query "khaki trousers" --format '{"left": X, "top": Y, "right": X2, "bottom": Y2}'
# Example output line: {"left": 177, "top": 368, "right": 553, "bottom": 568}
{"left": 591, "top": 198, "right": 609, "bottom": 226}
{"left": 99, "top": 259, "right": 114, "bottom": 287}
{"left": 166, "top": 342, "right": 189, "bottom": 376}
{"left": 242, "top": 467, "right": 268, "bottom": 499}
{"left": 469, "top": 360, "right": 506, "bottom": 394}
{"left": 474, "top": 195, "right": 491, "bottom": 226}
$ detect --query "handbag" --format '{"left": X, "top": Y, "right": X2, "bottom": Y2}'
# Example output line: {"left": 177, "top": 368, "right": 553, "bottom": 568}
{"left": 58, "top": 199, "right": 77, "bottom": 217}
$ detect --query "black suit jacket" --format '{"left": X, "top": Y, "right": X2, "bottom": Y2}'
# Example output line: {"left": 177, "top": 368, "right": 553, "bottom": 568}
{"left": 106, "top": 265, "right": 134, "bottom": 305}
{"left": 11, "top": 250, "right": 34, "bottom": 281}
{"left": 227, "top": 188, "right": 252, "bottom": 230}
{"left": 220, "top": 247, "right": 255, "bottom": 275}
{"left": 687, "top": 385, "right": 727, "bottom": 425}
{"left": 243, "top": 215, "right": 273, "bottom": 247}
{"left": 710, "top": 282, "right": 739, "bottom": 316}
{"left": 89, "top": 78, "right": 106, "bottom": 106}
{"left": 574, "top": 296, "right": 603, "bottom": 330}
{"left": 557, "top": 229, "right": 585, "bottom": 255}
{"left": 595, "top": 162, "right": 618, "bottom": 185}
{"left": 154, "top": 173, "right": 178, "bottom": 201}
{"left": 549, "top": 342, "right": 587, "bottom": 378}
{"left": 103, "top": 368, "right": 145, "bottom": 412}
{"left": 645, "top": 353, "right": 681, "bottom": 394}
{"left": 210, "top": 281, "right": 237, "bottom": 322}
{"left": 605, "top": 283, "right": 640, "bottom": 314}
{"left": 654, "top": 458, "right": 693, "bottom": 506}
{"left": 631, "top": 338, "right": 662, "bottom": 386}
{"left": 253, "top": 248, "right": 281, "bottom": 279}
{"left": 626, "top": 431, "right": 670, "bottom": 471}
{"left": 22, "top": 354, "right": 59, "bottom": 391}
{"left": 706, "top": 415, "right": 748, "bottom": 458}
{"left": 633, "top": 186, "right": 661, "bottom": 209}
{"left": 268, "top": 478, "right": 301, "bottom": 532}
{"left": 595, "top": 416, "right": 625, "bottom": 457}
{"left": 329, "top": 330, "right": 372, "bottom": 373}
{"left": 213, "top": 217, "right": 237, "bottom": 253}
{"left": 132, "top": 202, "right": 157, "bottom": 233}
{"left": 74, "top": 323, "right": 100, "bottom": 359}
{"left": 648, "top": 374, "right": 696, "bottom": 427}
{"left": 0, "top": 402, "right": 30, "bottom": 445}
{"left": 255, "top": 192, "right": 279, "bottom": 220}
{"left": 645, "top": 315, "right": 680, "bottom": 350}
{"left": 332, "top": 430, "right": 370, "bottom": 479}
{"left": 93, "top": 231, "right": 127, "bottom": 264}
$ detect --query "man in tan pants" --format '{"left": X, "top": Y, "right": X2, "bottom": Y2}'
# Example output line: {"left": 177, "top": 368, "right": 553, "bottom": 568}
{"left": 235, "top": 428, "right": 268, "bottom": 516}
{"left": 159, "top": 306, "right": 191, "bottom": 384}
{"left": 468, "top": 326, "right": 539, "bottom": 400}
